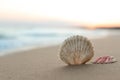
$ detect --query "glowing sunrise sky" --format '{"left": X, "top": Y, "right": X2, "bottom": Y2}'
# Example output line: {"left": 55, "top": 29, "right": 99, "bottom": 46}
{"left": 0, "top": 0, "right": 120, "bottom": 27}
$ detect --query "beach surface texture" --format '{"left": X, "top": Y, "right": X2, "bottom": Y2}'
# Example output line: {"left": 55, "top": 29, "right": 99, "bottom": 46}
{"left": 0, "top": 35, "right": 120, "bottom": 80}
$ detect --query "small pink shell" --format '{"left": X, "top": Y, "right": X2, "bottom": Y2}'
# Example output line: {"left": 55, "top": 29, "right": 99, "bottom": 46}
{"left": 93, "top": 56, "right": 117, "bottom": 64}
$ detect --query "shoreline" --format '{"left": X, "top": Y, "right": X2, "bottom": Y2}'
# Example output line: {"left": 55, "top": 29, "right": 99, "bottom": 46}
{"left": 0, "top": 28, "right": 111, "bottom": 54}
{"left": 0, "top": 34, "right": 109, "bottom": 56}
{"left": 0, "top": 43, "right": 58, "bottom": 56}
{"left": 1, "top": 28, "right": 120, "bottom": 57}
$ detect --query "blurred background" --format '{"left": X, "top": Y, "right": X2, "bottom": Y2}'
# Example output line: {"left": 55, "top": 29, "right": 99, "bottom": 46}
{"left": 0, "top": 0, "right": 120, "bottom": 55}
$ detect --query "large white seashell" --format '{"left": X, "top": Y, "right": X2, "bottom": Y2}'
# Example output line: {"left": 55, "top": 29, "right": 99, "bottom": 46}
{"left": 59, "top": 35, "right": 94, "bottom": 65}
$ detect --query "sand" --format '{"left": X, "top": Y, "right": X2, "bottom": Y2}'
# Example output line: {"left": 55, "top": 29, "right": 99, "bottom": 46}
{"left": 0, "top": 35, "right": 120, "bottom": 80}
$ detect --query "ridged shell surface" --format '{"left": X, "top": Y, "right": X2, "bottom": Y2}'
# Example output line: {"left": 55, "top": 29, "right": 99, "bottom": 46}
{"left": 59, "top": 35, "right": 94, "bottom": 65}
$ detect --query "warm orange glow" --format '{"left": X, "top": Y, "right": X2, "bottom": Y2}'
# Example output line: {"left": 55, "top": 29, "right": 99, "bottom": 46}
{"left": 94, "top": 24, "right": 120, "bottom": 28}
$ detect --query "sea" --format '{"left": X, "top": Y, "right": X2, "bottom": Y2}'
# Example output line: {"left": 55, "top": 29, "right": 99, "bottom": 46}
{"left": 0, "top": 22, "right": 118, "bottom": 56}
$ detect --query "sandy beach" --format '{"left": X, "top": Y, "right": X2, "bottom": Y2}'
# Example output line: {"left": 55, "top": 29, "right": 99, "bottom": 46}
{"left": 0, "top": 35, "right": 120, "bottom": 80}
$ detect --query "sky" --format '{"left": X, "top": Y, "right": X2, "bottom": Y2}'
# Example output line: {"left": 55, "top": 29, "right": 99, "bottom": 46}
{"left": 0, "top": 0, "right": 120, "bottom": 27}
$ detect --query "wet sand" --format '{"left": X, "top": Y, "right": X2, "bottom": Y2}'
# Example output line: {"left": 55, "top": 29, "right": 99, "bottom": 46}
{"left": 0, "top": 35, "right": 120, "bottom": 80}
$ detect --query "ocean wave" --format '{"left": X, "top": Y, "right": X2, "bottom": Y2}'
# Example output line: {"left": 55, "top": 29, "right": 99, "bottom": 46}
{"left": 0, "top": 27, "right": 110, "bottom": 54}
{"left": 0, "top": 34, "right": 15, "bottom": 39}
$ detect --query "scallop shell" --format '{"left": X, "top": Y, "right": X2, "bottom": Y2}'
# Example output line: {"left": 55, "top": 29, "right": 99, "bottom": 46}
{"left": 59, "top": 35, "right": 94, "bottom": 65}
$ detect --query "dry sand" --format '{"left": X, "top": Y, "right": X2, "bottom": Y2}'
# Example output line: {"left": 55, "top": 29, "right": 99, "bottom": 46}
{"left": 0, "top": 35, "right": 120, "bottom": 80}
